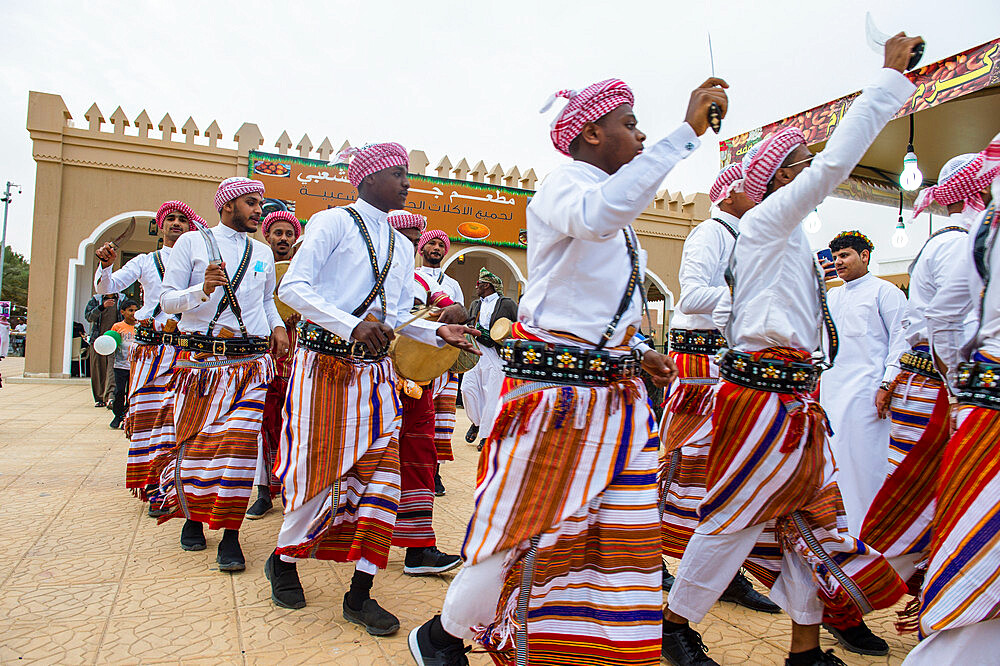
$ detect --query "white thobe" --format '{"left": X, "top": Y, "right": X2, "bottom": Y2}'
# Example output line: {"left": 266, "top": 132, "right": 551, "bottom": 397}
{"left": 0, "top": 321, "right": 8, "bottom": 358}
{"left": 278, "top": 198, "right": 441, "bottom": 347}
{"left": 671, "top": 210, "right": 740, "bottom": 332}
{"left": 519, "top": 123, "right": 700, "bottom": 348}
{"left": 820, "top": 272, "right": 907, "bottom": 533}
{"left": 95, "top": 246, "right": 174, "bottom": 327}
{"left": 902, "top": 211, "right": 978, "bottom": 349}
{"left": 160, "top": 224, "right": 282, "bottom": 336}
{"left": 416, "top": 265, "right": 464, "bottom": 305}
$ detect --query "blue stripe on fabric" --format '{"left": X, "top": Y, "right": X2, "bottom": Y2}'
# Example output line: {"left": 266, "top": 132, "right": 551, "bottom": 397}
{"left": 527, "top": 606, "right": 662, "bottom": 622}
{"left": 923, "top": 504, "right": 1000, "bottom": 603}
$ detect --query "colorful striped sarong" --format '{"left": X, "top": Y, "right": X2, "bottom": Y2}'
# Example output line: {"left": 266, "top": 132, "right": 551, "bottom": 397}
{"left": 432, "top": 372, "right": 459, "bottom": 461}
{"left": 467, "top": 374, "right": 662, "bottom": 666}
{"left": 125, "top": 342, "right": 178, "bottom": 498}
{"left": 275, "top": 348, "right": 401, "bottom": 566}
{"left": 918, "top": 400, "right": 1000, "bottom": 637}
{"left": 154, "top": 352, "right": 274, "bottom": 530}
{"left": 888, "top": 363, "right": 946, "bottom": 471}
{"left": 660, "top": 351, "right": 716, "bottom": 558}
{"left": 703, "top": 349, "right": 906, "bottom": 619}
{"left": 392, "top": 388, "right": 438, "bottom": 547}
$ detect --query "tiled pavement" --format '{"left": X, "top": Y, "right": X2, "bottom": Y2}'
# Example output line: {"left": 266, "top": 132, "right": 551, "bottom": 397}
{"left": 0, "top": 356, "right": 920, "bottom": 664}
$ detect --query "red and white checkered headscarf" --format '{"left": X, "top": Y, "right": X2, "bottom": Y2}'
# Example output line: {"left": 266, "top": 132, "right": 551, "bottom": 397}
{"left": 387, "top": 210, "right": 426, "bottom": 232}
{"left": 337, "top": 142, "right": 409, "bottom": 188}
{"left": 155, "top": 200, "right": 197, "bottom": 230}
{"left": 418, "top": 229, "right": 450, "bottom": 254}
{"left": 742, "top": 128, "right": 807, "bottom": 203}
{"left": 262, "top": 210, "right": 302, "bottom": 237}
{"left": 539, "top": 79, "right": 635, "bottom": 156}
{"left": 190, "top": 213, "right": 208, "bottom": 229}
{"left": 709, "top": 163, "right": 744, "bottom": 204}
{"left": 913, "top": 152, "right": 1000, "bottom": 217}
{"left": 214, "top": 177, "right": 265, "bottom": 212}
{"left": 980, "top": 132, "right": 1000, "bottom": 205}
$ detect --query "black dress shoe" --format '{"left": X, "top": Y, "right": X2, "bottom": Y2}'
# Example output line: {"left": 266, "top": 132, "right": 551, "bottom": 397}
{"left": 661, "top": 624, "right": 719, "bottom": 666}
{"left": 784, "top": 649, "right": 847, "bottom": 665}
{"left": 245, "top": 495, "right": 273, "bottom": 520}
{"left": 822, "top": 620, "right": 889, "bottom": 656}
{"left": 216, "top": 530, "right": 245, "bottom": 572}
{"left": 264, "top": 550, "right": 306, "bottom": 609}
{"left": 408, "top": 617, "right": 470, "bottom": 665}
{"left": 662, "top": 561, "right": 676, "bottom": 592}
{"left": 404, "top": 546, "right": 463, "bottom": 576}
{"left": 180, "top": 520, "right": 206, "bottom": 551}
{"left": 342, "top": 593, "right": 400, "bottom": 636}
{"left": 719, "top": 570, "right": 781, "bottom": 613}
{"left": 434, "top": 472, "right": 446, "bottom": 497}
{"left": 464, "top": 424, "right": 479, "bottom": 443}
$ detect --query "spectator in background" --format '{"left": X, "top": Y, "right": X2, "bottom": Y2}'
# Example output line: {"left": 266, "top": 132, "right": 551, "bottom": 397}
{"left": 85, "top": 292, "right": 121, "bottom": 407}
{"left": 109, "top": 299, "right": 138, "bottom": 429}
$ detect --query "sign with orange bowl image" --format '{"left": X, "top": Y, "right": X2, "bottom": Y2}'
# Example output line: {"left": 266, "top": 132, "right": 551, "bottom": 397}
{"left": 249, "top": 151, "right": 531, "bottom": 248}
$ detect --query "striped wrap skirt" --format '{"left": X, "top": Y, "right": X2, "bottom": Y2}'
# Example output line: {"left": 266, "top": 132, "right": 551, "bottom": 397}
{"left": 125, "top": 342, "right": 178, "bottom": 499}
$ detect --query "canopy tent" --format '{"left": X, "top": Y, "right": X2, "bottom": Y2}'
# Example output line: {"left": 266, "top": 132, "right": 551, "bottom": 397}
{"left": 719, "top": 38, "right": 1000, "bottom": 214}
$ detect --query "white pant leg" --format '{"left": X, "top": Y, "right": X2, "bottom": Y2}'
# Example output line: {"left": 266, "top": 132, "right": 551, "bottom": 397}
{"left": 668, "top": 524, "right": 765, "bottom": 623}
{"left": 461, "top": 364, "right": 486, "bottom": 426}
{"left": 440, "top": 550, "right": 506, "bottom": 639}
{"left": 253, "top": 433, "right": 267, "bottom": 487}
{"left": 902, "top": 618, "right": 1000, "bottom": 665}
{"left": 355, "top": 557, "right": 378, "bottom": 575}
{"left": 277, "top": 485, "right": 330, "bottom": 563}
{"left": 768, "top": 544, "right": 825, "bottom": 625}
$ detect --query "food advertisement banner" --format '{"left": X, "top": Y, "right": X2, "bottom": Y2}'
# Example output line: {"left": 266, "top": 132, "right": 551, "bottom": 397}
{"left": 248, "top": 151, "right": 531, "bottom": 248}
{"left": 718, "top": 39, "right": 1000, "bottom": 166}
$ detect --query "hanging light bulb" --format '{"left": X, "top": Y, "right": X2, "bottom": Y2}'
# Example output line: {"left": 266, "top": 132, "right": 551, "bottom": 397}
{"left": 804, "top": 208, "right": 822, "bottom": 233}
{"left": 899, "top": 115, "right": 922, "bottom": 191}
{"left": 891, "top": 192, "right": 909, "bottom": 248}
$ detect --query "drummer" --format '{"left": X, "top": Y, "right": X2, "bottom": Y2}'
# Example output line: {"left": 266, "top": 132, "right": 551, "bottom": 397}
{"left": 247, "top": 210, "right": 303, "bottom": 520}
{"left": 386, "top": 210, "right": 465, "bottom": 576}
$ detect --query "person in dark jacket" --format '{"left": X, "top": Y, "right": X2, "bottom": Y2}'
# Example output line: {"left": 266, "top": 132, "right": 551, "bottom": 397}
{"left": 84, "top": 292, "right": 122, "bottom": 407}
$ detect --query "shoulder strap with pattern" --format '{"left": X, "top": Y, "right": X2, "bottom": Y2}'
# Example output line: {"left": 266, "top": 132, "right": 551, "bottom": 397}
{"left": 711, "top": 216, "right": 739, "bottom": 240}
{"left": 208, "top": 237, "right": 252, "bottom": 337}
{"left": 597, "top": 226, "right": 643, "bottom": 351}
{"left": 907, "top": 225, "right": 969, "bottom": 275}
{"left": 344, "top": 207, "right": 395, "bottom": 321}
{"left": 151, "top": 250, "right": 166, "bottom": 319}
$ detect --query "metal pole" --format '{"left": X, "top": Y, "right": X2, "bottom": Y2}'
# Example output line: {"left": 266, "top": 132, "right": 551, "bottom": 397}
{"left": 0, "top": 182, "right": 12, "bottom": 301}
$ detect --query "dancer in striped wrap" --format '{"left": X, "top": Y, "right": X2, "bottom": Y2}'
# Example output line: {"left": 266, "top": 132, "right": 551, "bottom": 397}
{"left": 662, "top": 36, "right": 921, "bottom": 666}
{"left": 154, "top": 178, "right": 288, "bottom": 572}
{"left": 659, "top": 160, "right": 779, "bottom": 615}
{"left": 93, "top": 200, "right": 197, "bottom": 516}
{"left": 410, "top": 76, "right": 727, "bottom": 666}
{"left": 899, "top": 146, "right": 1000, "bottom": 664}
{"left": 246, "top": 209, "right": 302, "bottom": 520}
{"left": 266, "top": 143, "right": 477, "bottom": 636}
{"left": 388, "top": 211, "right": 466, "bottom": 576}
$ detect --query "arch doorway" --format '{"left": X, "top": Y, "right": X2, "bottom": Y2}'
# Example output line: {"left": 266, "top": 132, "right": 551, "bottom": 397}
{"left": 441, "top": 247, "right": 526, "bottom": 306}
{"left": 642, "top": 270, "right": 674, "bottom": 352}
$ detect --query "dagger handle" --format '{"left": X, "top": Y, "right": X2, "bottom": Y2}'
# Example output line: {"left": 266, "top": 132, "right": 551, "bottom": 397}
{"left": 907, "top": 42, "right": 924, "bottom": 72}
{"left": 708, "top": 102, "right": 722, "bottom": 134}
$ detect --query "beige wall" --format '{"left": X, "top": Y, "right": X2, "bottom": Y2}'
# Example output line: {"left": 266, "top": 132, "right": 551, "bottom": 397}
{"left": 26, "top": 91, "right": 709, "bottom": 376}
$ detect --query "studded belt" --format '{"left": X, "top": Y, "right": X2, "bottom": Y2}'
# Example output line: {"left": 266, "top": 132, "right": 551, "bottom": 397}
{"left": 900, "top": 349, "right": 941, "bottom": 380}
{"left": 717, "top": 349, "right": 820, "bottom": 394}
{"left": 166, "top": 332, "right": 268, "bottom": 355}
{"left": 955, "top": 361, "right": 1000, "bottom": 409}
{"left": 135, "top": 324, "right": 167, "bottom": 346}
{"left": 669, "top": 328, "right": 727, "bottom": 355}
{"left": 499, "top": 339, "right": 641, "bottom": 386}
{"left": 297, "top": 320, "right": 388, "bottom": 362}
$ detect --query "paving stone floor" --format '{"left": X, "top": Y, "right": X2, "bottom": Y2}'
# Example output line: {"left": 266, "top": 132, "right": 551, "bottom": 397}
{"left": 0, "top": 356, "right": 919, "bottom": 664}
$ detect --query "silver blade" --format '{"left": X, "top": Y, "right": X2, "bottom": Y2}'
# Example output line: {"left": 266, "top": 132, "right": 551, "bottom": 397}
{"left": 865, "top": 11, "right": 890, "bottom": 54}
{"left": 192, "top": 219, "right": 223, "bottom": 265}
{"left": 708, "top": 31, "right": 716, "bottom": 76}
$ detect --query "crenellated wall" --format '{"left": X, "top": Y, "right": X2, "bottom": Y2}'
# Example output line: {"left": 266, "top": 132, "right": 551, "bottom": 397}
{"left": 25, "top": 91, "right": 709, "bottom": 376}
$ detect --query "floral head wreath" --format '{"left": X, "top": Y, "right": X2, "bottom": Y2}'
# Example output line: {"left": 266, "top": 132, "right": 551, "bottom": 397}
{"left": 832, "top": 229, "right": 874, "bottom": 252}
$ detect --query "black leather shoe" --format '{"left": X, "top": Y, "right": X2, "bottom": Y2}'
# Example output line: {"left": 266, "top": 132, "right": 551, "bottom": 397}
{"left": 180, "top": 520, "right": 206, "bottom": 551}
{"left": 719, "top": 570, "right": 781, "bottom": 613}
{"left": 822, "top": 620, "right": 888, "bottom": 656}
{"left": 464, "top": 424, "right": 479, "bottom": 443}
{"left": 245, "top": 495, "right": 273, "bottom": 520}
{"left": 264, "top": 550, "right": 306, "bottom": 609}
{"left": 434, "top": 472, "right": 446, "bottom": 497}
{"left": 408, "top": 617, "right": 470, "bottom": 665}
{"left": 216, "top": 530, "right": 245, "bottom": 572}
{"left": 343, "top": 593, "right": 400, "bottom": 636}
{"left": 404, "top": 546, "right": 463, "bottom": 576}
{"left": 661, "top": 624, "right": 719, "bottom": 666}
{"left": 784, "top": 649, "right": 847, "bottom": 665}
{"left": 663, "top": 561, "right": 676, "bottom": 592}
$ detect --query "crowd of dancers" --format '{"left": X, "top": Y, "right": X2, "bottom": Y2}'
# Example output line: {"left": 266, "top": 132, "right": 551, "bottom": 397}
{"left": 96, "top": 28, "right": 1000, "bottom": 666}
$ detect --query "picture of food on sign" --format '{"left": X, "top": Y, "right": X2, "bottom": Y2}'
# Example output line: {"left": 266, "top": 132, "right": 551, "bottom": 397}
{"left": 518, "top": 229, "right": 527, "bottom": 246}
{"left": 253, "top": 161, "right": 291, "bottom": 178}
{"left": 457, "top": 221, "right": 490, "bottom": 240}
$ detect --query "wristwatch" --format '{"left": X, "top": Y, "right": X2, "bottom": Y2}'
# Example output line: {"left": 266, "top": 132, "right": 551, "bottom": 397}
{"left": 879, "top": 381, "right": 892, "bottom": 391}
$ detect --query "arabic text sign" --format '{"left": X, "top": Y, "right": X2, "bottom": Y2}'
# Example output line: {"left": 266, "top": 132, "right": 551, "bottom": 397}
{"left": 719, "top": 39, "right": 1000, "bottom": 166}
{"left": 248, "top": 152, "right": 531, "bottom": 248}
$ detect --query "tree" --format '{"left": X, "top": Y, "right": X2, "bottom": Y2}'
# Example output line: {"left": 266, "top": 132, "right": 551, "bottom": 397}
{"left": 2, "top": 246, "right": 29, "bottom": 311}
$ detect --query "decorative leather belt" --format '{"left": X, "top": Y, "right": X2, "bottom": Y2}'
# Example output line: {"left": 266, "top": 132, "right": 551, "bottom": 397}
{"left": 297, "top": 320, "right": 388, "bottom": 361}
{"left": 499, "top": 339, "right": 641, "bottom": 386}
{"left": 169, "top": 332, "right": 269, "bottom": 355}
{"left": 899, "top": 348, "right": 941, "bottom": 380}
{"left": 670, "top": 328, "right": 727, "bottom": 355}
{"left": 135, "top": 324, "right": 167, "bottom": 346}
{"left": 717, "top": 349, "right": 820, "bottom": 394}
{"left": 955, "top": 361, "right": 1000, "bottom": 409}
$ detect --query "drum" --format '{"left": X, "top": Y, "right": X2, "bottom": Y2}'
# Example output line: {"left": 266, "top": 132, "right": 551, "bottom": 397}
{"left": 390, "top": 335, "right": 461, "bottom": 383}
{"left": 449, "top": 334, "right": 481, "bottom": 374}
{"left": 273, "top": 261, "right": 296, "bottom": 321}
{"left": 490, "top": 317, "right": 513, "bottom": 343}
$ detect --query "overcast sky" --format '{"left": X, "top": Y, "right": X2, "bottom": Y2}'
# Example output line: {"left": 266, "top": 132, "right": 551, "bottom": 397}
{"left": 0, "top": 0, "right": 997, "bottom": 272}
